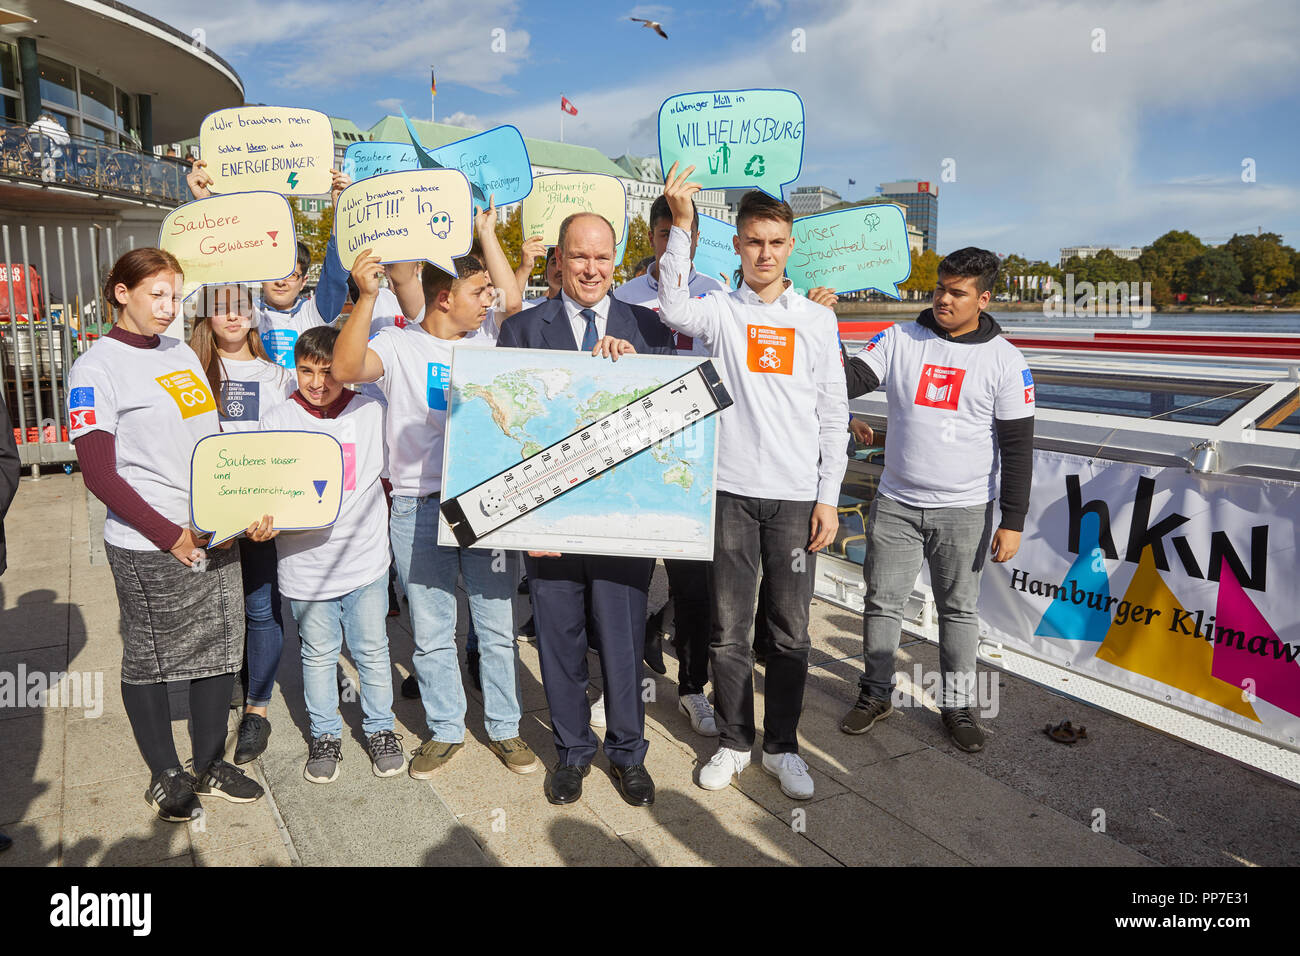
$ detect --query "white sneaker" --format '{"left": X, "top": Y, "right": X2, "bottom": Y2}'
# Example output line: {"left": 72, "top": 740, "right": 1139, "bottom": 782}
{"left": 589, "top": 692, "right": 606, "bottom": 729}
{"left": 761, "top": 751, "right": 814, "bottom": 800}
{"left": 678, "top": 694, "right": 719, "bottom": 736}
{"left": 698, "top": 746, "right": 750, "bottom": 790}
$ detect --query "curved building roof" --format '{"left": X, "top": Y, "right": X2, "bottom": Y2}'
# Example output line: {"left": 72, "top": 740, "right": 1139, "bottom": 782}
{"left": 3, "top": 0, "right": 244, "bottom": 141}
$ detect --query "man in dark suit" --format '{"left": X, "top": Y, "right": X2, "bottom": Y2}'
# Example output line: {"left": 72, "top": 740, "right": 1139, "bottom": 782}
{"left": 498, "top": 211, "right": 674, "bottom": 807}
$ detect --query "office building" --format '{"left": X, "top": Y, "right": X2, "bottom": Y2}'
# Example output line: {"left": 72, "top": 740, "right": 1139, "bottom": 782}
{"left": 879, "top": 180, "right": 939, "bottom": 252}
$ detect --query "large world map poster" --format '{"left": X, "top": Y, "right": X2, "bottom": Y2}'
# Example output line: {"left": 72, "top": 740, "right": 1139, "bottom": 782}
{"left": 438, "top": 348, "right": 720, "bottom": 559}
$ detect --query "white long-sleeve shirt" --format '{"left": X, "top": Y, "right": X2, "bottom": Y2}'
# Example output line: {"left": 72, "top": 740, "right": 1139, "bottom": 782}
{"left": 657, "top": 225, "right": 848, "bottom": 505}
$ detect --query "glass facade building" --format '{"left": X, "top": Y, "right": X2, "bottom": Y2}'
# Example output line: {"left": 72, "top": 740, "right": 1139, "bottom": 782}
{"left": 879, "top": 180, "right": 939, "bottom": 253}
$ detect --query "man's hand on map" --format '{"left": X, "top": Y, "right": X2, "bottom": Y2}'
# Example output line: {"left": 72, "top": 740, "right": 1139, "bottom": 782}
{"left": 592, "top": 336, "right": 636, "bottom": 361}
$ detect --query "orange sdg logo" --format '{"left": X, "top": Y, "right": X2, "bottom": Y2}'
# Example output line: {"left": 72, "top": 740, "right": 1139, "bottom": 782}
{"left": 746, "top": 325, "right": 795, "bottom": 375}
{"left": 155, "top": 370, "right": 217, "bottom": 419}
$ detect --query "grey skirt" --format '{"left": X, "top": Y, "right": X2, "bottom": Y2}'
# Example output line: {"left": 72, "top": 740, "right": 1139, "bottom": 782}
{"left": 105, "top": 541, "right": 245, "bottom": 684}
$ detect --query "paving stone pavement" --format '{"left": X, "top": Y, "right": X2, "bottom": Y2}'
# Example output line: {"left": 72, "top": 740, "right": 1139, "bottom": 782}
{"left": 1, "top": 475, "right": 1296, "bottom": 866}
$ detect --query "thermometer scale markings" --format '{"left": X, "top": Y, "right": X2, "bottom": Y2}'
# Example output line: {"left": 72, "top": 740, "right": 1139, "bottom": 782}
{"left": 441, "top": 361, "right": 732, "bottom": 548}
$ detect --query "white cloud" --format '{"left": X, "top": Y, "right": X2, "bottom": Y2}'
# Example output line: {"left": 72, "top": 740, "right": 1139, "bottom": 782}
{"left": 375, "top": 97, "right": 406, "bottom": 113}
{"left": 440, "top": 111, "right": 484, "bottom": 129}
{"left": 133, "top": 0, "right": 530, "bottom": 95}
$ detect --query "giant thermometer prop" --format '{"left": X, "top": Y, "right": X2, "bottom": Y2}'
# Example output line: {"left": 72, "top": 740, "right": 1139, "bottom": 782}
{"left": 441, "top": 360, "right": 732, "bottom": 547}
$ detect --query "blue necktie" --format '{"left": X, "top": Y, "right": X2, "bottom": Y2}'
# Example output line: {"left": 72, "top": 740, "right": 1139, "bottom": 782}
{"left": 579, "top": 308, "right": 598, "bottom": 350}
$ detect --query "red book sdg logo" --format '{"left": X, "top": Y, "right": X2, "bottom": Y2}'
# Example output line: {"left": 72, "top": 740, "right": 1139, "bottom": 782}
{"left": 914, "top": 364, "right": 965, "bottom": 410}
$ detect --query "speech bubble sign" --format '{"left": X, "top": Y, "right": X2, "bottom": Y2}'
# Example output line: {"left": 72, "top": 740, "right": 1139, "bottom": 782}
{"left": 334, "top": 169, "right": 474, "bottom": 276}
{"left": 694, "top": 214, "right": 739, "bottom": 288}
{"left": 521, "top": 173, "right": 627, "bottom": 247}
{"left": 199, "top": 106, "right": 334, "bottom": 196}
{"left": 427, "top": 125, "right": 533, "bottom": 207}
{"left": 345, "top": 126, "right": 533, "bottom": 207}
{"left": 159, "top": 192, "right": 297, "bottom": 301}
{"left": 657, "top": 89, "right": 805, "bottom": 198}
{"left": 190, "top": 431, "right": 344, "bottom": 546}
{"left": 787, "top": 204, "right": 912, "bottom": 299}
{"left": 342, "top": 141, "right": 419, "bottom": 181}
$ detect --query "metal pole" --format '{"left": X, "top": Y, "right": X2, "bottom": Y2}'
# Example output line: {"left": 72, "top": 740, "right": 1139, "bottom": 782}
{"left": 2, "top": 226, "right": 22, "bottom": 435}
{"left": 19, "top": 227, "right": 42, "bottom": 476}
{"left": 71, "top": 225, "right": 86, "bottom": 351}
{"left": 87, "top": 228, "right": 102, "bottom": 337}
{"left": 56, "top": 226, "right": 73, "bottom": 440}
{"left": 38, "top": 226, "right": 60, "bottom": 445}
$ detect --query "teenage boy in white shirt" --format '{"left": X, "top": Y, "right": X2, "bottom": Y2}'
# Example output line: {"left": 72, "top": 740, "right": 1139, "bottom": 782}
{"left": 658, "top": 163, "right": 848, "bottom": 800}
{"left": 838, "top": 247, "right": 1034, "bottom": 753}
{"left": 257, "top": 326, "right": 402, "bottom": 784}
{"left": 613, "top": 192, "right": 727, "bottom": 735}
{"left": 331, "top": 199, "right": 540, "bottom": 777}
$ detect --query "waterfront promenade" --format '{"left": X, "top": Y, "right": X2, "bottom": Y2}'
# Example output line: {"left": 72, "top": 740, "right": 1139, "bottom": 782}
{"left": 1, "top": 474, "right": 1296, "bottom": 867}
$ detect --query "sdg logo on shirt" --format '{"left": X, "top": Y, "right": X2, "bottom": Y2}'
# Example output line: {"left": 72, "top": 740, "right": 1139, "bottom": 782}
{"left": 1022, "top": 368, "right": 1035, "bottom": 404}
{"left": 746, "top": 325, "right": 795, "bottom": 375}
{"left": 263, "top": 329, "right": 298, "bottom": 369}
{"left": 914, "top": 364, "right": 966, "bottom": 411}
{"left": 220, "top": 380, "right": 260, "bottom": 422}
{"left": 155, "top": 371, "right": 217, "bottom": 419}
{"left": 426, "top": 362, "right": 451, "bottom": 411}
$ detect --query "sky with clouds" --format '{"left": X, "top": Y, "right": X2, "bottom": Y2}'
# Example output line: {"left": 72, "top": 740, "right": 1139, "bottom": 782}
{"left": 136, "top": 0, "right": 1299, "bottom": 261}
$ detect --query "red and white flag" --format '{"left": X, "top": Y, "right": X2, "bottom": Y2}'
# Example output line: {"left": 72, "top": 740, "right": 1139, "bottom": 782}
{"left": 560, "top": 96, "right": 578, "bottom": 116}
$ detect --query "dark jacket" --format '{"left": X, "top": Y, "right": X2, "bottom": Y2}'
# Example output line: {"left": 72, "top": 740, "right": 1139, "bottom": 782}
{"left": 0, "top": 393, "right": 20, "bottom": 575}
{"left": 498, "top": 293, "right": 675, "bottom": 355}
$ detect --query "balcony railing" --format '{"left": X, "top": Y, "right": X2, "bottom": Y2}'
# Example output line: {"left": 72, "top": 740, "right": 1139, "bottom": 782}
{"left": 0, "top": 119, "right": 189, "bottom": 205}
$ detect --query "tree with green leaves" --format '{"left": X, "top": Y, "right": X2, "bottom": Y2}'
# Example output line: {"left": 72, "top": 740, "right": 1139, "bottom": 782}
{"left": 1186, "top": 248, "right": 1243, "bottom": 304}
{"left": 1139, "top": 230, "right": 1205, "bottom": 295}
{"left": 292, "top": 203, "right": 334, "bottom": 270}
{"left": 615, "top": 215, "right": 654, "bottom": 286}
{"left": 1224, "top": 233, "right": 1295, "bottom": 299}
{"left": 900, "top": 248, "right": 940, "bottom": 300}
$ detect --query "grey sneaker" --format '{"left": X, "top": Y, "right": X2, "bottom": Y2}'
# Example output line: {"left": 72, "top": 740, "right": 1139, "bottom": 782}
{"left": 305, "top": 734, "right": 342, "bottom": 784}
{"left": 941, "top": 708, "right": 985, "bottom": 753}
{"left": 840, "top": 693, "right": 894, "bottom": 735}
{"left": 367, "top": 730, "right": 406, "bottom": 777}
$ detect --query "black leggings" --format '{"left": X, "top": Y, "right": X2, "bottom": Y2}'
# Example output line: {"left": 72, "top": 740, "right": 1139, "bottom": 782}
{"left": 121, "top": 673, "right": 235, "bottom": 776}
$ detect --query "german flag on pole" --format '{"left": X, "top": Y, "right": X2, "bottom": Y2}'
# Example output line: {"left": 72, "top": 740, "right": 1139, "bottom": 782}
{"left": 430, "top": 65, "right": 437, "bottom": 97}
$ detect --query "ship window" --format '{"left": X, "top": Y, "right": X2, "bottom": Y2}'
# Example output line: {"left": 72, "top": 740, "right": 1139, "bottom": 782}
{"left": 1029, "top": 369, "right": 1270, "bottom": 427}
{"left": 1255, "top": 387, "right": 1300, "bottom": 434}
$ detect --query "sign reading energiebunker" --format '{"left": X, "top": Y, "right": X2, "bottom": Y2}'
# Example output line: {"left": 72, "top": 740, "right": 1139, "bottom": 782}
{"left": 199, "top": 106, "right": 334, "bottom": 195}
{"left": 190, "top": 432, "right": 344, "bottom": 545}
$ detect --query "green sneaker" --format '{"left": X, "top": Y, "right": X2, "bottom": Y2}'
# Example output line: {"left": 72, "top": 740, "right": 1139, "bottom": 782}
{"left": 409, "top": 739, "right": 463, "bottom": 779}
{"left": 488, "top": 736, "right": 540, "bottom": 774}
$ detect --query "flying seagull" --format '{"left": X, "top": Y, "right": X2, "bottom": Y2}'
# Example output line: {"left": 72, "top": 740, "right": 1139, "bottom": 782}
{"left": 628, "top": 17, "right": 668, "bottom": 38}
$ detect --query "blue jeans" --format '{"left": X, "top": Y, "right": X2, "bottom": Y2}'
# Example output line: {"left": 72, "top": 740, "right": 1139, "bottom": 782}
{"left": 239, "top": 537, "right": 284, "bottom": 707}
{"left": 390, "top": 494, "right": 521, "bottom": 742}
{"left": 290, "top": 572, "right": 395, "bottom": 739}
{"left": 860, "top": 495, "right": 994, "bottom": 708}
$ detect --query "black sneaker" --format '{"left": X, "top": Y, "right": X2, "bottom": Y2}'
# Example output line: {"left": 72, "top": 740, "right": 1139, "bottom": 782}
{"left": 401, "top": 673, "right": 421, "bottom": 699}
{"left": 145, "top": 766, "right": 202, "bottom": 822}
{"left": 518, "top": 616, "right": 536, "bottom": 643}
{"left": 839, "top": 692, "right": 894, "bottom": 735}
{"left": 193, "top": 759, "right": 265, "bottom": 803}
{"left": 467, "top": 650, "right": 481, "bottom": 692}
{"left": 941, "top": 707, "right": 986, "bottom": 753}
{"left": 233, "top": 713, "right": 271, "bottom": 765}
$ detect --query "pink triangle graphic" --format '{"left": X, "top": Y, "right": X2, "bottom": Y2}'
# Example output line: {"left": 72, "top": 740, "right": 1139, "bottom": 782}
{"left": 1210, "top": 556, "right": 1300, "bottom": 718}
